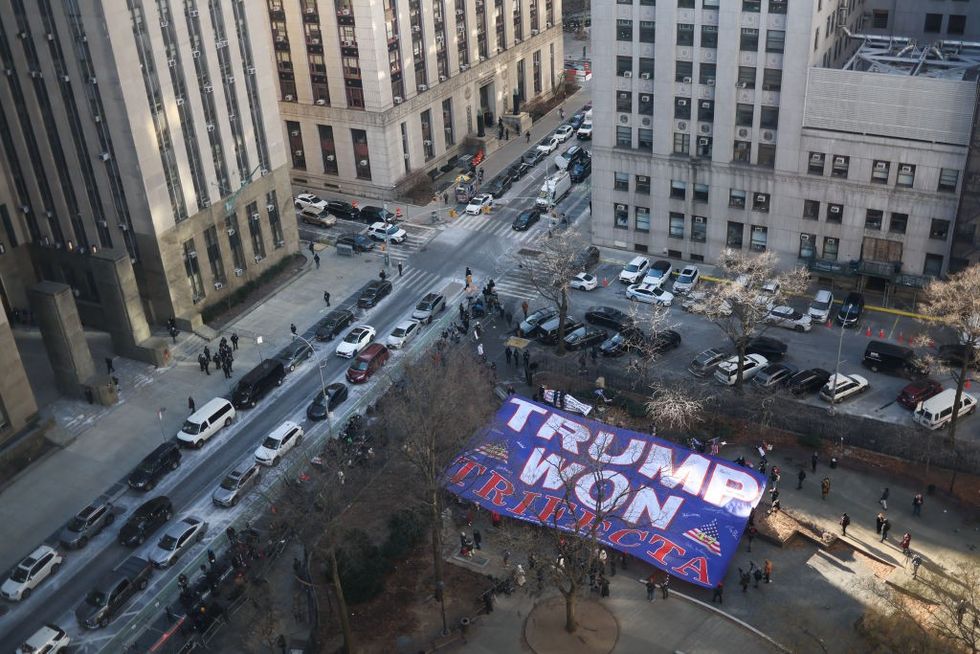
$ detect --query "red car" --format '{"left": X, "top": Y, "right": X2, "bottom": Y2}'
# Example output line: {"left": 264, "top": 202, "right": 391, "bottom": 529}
{"left": 346, "top": 344, "right": 390, "bottom": 384}
{"left": 897, "top": 378, "right": 943, "bottom": 409}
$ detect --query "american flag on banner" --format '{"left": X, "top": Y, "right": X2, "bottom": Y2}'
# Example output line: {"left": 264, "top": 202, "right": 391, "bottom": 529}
{"left": 684, "top": 519, "right": 722, "bottom": 556}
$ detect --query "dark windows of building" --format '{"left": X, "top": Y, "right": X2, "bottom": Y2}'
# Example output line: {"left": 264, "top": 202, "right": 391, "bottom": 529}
{"left": 318, "top": 125, "right": 338, "bottom": 174}
{"left": 735, "top": 104, "right": 754, "bottom": 127}
{"left": 924, "top": 253, "right": 944, "bottom": 277}
{"left": 676, "top": 61, "right": 693, "bottom": 83}
{"left": 638, "top": 57, "right": 655, "bottom": 79}
{"left": 740, "top": 28, "right": 759, "bottom": 51}
{"left": 677, "top": 23, "right": 694, "bottom": 46}
{"left": 698, "top": 99, "right": 714, "bottom": 121}
{"left": 865, "top": 209, "right": 883, "bottom": 230}
{"left": 766, "top": 30, "right": 785, "bottom": 53}
{"left": 700, "top": 63, "right": 716, "bottom": 85}
{"left": 822, "top": 236, "right": 839, "bottom": 261}
{"left": 897, "top": 163, "right": 916, "bottom": 188}
{"left": 617, "top": 19, "right": 633, "bottom": 41}
{"left": 640, "top": 20, "right": 656, "bottom": 44}
{"left": 614, "top": 203, "right": 629, "bottom": 229}
{"left": 287, "top": 121, "right": 306, "bottom": 169}
{"left": 827, "top": 203, "right": 843, "bottom": 223}
{"left": 669, "top": 212, "right": 685, "bottom": 239}
{"left": 762, "top": 68, "right": 782, "bottom": 91}
{"left": 831, "top": 155, "right": 849, "bottom": 178}
{"left": 730, "top": 189, "right": 747, "bottom": 209}
{"left": 753, "top": 192, "right": 770, "bottom": 212}
{"left": 670, "top": 180, "right": 687, "bottom": 199}
{"left": 889, "top": 212, "right": 908, "bottom": 235}
{"left": 760, "top": 106, "right": 779, "bottom": 129}
{"left": 638, "top": 92, "right": 654, "bottom": 116}
{"left": 442, "top": 98, "right": 455, "bottom": 146}
{"left": 616, "top": 126, "right": 632, "bottom": 148}
{"left": 803, "top": 200, "right": 820, "bottom": 220}
{"left": 617, "top": 91, "right": 633, "bottom": 113}
{"left": 635, "top": 207, "right": 651, "bottom": 231}
{"left": 948, "top": 15, "right": 967, "bottom": 36}
{"left": 872, "top": 10, "right": 888, "bottom": 29}
{"left": 247, "top": 202, "right": 267, "bottom": 260}
{"left": 924, "top": 13, "right": 942, "bottom": 33}
{"left": 352, "top": 129, "right": 372, "bottom": 179}
{"left": 930, "top": 219, "right": 950, "bottom": 240}
{"left": 734, "top": 140, "right": 751, "bottom": 163}
{"left": 225, "top": 213, "right": 247, "bottom": 273}
{"left": 690, "top": 216, "right": 706, "bottom": 242}
{"left": 757, "top": 144, "right": 776, "bottom": 168}
{"left": 726, "top": 221, "right": 744, "bottom": 248}
{"left": 769, "top": 0, "right": 787, "bottom": 14}
{"left": 638, "top": 128, "right": 653, "bottom": 151}
{"left": 203, "top": 227, "right": 226, "bottom": 284}
{"left": 701, "top": 25, "right": 718, "bottom": 48}
{"left": 421, "top": 109, "right": 435, "bottom": 160}
{"left": 266, "top": 190, "right": 285, "bottom": 247}
{"left": 614, "top": 172, "right": 630, "bottom": 191}
{"left": 871, "top": 160, "right": 889, "bottom": 184}
{"left": 799, "top": 233, "right": 816, "bottom": 259}
{"left": 675, "top": 97, "right": 691, "bottom": 119}
{"left": 743, "top": 0, "right": 760, "bottom": 12}
{"left": 750, "top": 225, "right": 768, "bottom": 252}
{"left": 737, "top": 66, "right": 756, "bottom": 89}
{"left": 635, "top": 175, "right": 651, "bottom": 194}
{"left": 183, "top": 238, "right": 205, "bottom": 300}
{"left": 617, "top": 56, "right": 633, "bottom": 77}
{"left": 693, "top": 183, "right": 709, "bottom": 203}
{"left": 808, "top": 152, "right": 825, "bottom": 175}
{"left": 938, "top": 168, "right": 959, "bottom": 193}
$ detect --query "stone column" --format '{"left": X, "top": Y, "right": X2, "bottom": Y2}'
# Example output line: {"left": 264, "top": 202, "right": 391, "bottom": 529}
{"left": 28, "top": 281, "right": 97, "bottom": 399}
{"left": 88, "top": 249, "right": 152, "bottom": 356}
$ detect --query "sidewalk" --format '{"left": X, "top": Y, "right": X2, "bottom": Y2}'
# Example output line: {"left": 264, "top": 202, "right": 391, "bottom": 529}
{"left": 0, "top": 246, "right": 379, "bottom": 572}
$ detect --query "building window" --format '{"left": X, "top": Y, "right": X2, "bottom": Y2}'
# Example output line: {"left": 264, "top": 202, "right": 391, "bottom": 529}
{"left": 698, "top": 100, "right": 714, "bottom": 122}
{"left": 225, "top": 214, "right": 246, "bottom": 272}
{"left": 889, "top": 213, "right": 908, "bottom": 235}
{"left": 750, "top": 225, "right": 768, "bottom": 252}
{"left": 640, "top": 20, "right": 656, "bottom": 43}
{"left": 808, "top": 152, "right": 825, "bottom": 175}
{"left": 831, "top": 155, "right": 849, "bottom": 178}
{"left": 287, "top": 121, "right": 306, "bottom": 169}
{"left": 740, "top": 28, "right": 759, "bottom": 51}
{"left": 948, "top": 15, "right": 967, "bottom": 36}
{"left": 822, "top": 237, "right": 839, "bottom": 261}
{"left": 769, "top": 0, "right": 787, "bottom": 14}
{"left": 924, "top": 253, "right": 944, "bottom": 277}
{"left": 700, "top": 63, "right": 716, "bottom": 85}
{"left": 677, "top": 24, "right": 694, "bottom": 46}
{"left": 421, "top": 109, "right": 435, "bottom": 161}
{"left": 442, "top": 99, "right": 455, "bottom": 147}
{"left": 743, "top": 0, "right": 760, "bottom": 12}
{"left": 617, "top": 56, "right": 633, "bottom": 77}
{"left": 872, "top": 10, "right": 888, "bottom": 29}
{"left": 614, "top": 203, "right": 630, "bottom": 229}
{"left": 267, "top": 190, "right": 285, "bottom": 247}
{"left": 616, "top": 126, "right": 632, "bottom": 148}
{"left": 701, "top": 25, "right": 718, "bottom": 48}
{"left": 803, "top": 200, "right": 820, "bottom": 220}
{"left": 737, "top": 66, "right": 756, "bottom": 89}
{"left": 638, "top": 128, "right": 653, "bottom": 151}
{"left": 636, "top": 175, "right": 651, "bottom": 194}
{"left": 669, "top": 212, "right": 685, "bottom": 238}
{"left": 757, "top": 144, "right": 776, "bottom": 168}
{"left": 896, "top": 164, "right": 916, "bottom": 188}
{"left": 730, "top": 189, "right": 747, "bottom": 209}
{"left": 930, "top": 219, "right": 950, "bottom": 240}
{"left": 675, "top": 97, "right": 691, "bottom": 119}
{"left": 938, "top": 168, "right": 959, "bottom": 193}
{"left": 736, "top": 104, "right": 754, "bottom": 127}
{"left": 678, "top": 0, "right": 694, "bottom": 7}
{"left": 614, "top": 172, "right": 630, "bottom": 191}
{"left": 871, "top": 160, "right": 889, "bottom": 184}
{"left": 726, "top": 221, "right": 744, "bottom": 248}
{"left": 924, "top": 13, "right": 942, "bottom": 33}
{"left": 675, "top": 61, "right": 693, "bottom": 83}
{"left": 691, "top": 216, "right": 707, "bottom": 242}
{"left": 734, "top": 140, "right": 751, "bottom": 163}
{"left": 617, "top": 91, "right": 633, "bottom": 113}
{"left": 696, "top": 136, "right": 713, "bottom": 158}
{"left": 183, "top": 239, "right": 205, "bottom": 300}
{"left": 204, "top": 227, "right": 226, "bottom": 284}
{"left": 762, "top": 68, "right": 782, "bottom": 91}
{"left": 670, "top": 180, "right": 687, "bottom": 200}
{"left": 638, "top": 93, "right": 654, "bottom": 116}
{"left": 673, "top": 132, "right": 690, "bottom": 154}
{"left": 760, "top": 107, "right": 779, "bottom": 130}
{"left": 617, "top": 19, "right": 633, "bottom": 41}
{"left": 827, "top": 203, "right": 843, "bottom": 223}
{"left": 799, "top": 233, "right": 816, "bottom": 259}
{"left": 247, "top": 202, "right": 267, "bottom": 259}
{"left": 752, "top": 192, "right": 770, "bottom": 212}
{"left": 865, "top": 209, "right": 883, "bottom": 230}
{"left": 765, "top": 30, "right": 785, "bottom": 54}
{"left": 318, "top": 125, "right": 339, "bottom": 175}
{"left": 635, "top": 207, "right": 651, "bottom": 232}
{"left": 693, "top": 183, "right": 709, "bottom": 203}
{"left": 639, "top": 58, "right": 655, "bottom": 79}
{"left": 351, "top": 129, "right": 372, "bottom": 180}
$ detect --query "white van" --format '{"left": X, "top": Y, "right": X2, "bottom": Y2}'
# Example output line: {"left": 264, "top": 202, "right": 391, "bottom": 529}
{"left": 177, "top": 398, "right": 236, "bottom": 448}
{"left": 913, "top": 389, "right": 977, "bottom": 430}
{"left": 808, "top": 289, "right": 835, "bottom": 323}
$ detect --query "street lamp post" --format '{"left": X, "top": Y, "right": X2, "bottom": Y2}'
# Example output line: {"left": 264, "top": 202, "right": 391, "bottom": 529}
{"left": 436, "top": 580, "right": 449, "bottom": 636}
{"left": 829, "top": 316, "right": 846, "bottom": 415}
{"left": 292, "top": 334, "right": 331, "bottom": 431}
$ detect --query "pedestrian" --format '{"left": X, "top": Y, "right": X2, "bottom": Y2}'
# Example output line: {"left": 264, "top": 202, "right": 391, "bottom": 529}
{"left": 188, "top": 396, "right": 195, "bottom": 413}
{"left": 203, "top": 345, "right": 211, "bottom": 360}
{"left": 811, "top": 451, "right": 818, "bottom": 473}
{"left": 900, "top": 532, "right": 912, "bottom": 555}
{"left": 308, "top": 242, "right": 315, "bottom": 255}
{"left": 523, "top": 349, "right": 530, "bottom": 368}
{"left": 880, "top": 518, "right": 891, "bottom": 543}
{"left": 398, "top": 262, "right": 403, "bottom": 277}
{"left": 589, "top": 200, "right": 592, "bottom": 213}
{"left": 875, "top": 512, "right": 885, "bottom": 534}
{"left": 169, "top": 325, "right": 178, "bottom": 343}
{"left": 337, "top": 470, "right": 345, "bottom": 485}
{"left": 840, "top": 512, "right": 851, "bottom": 536}
{"left": 769, "top": 487, "right": 780, "bottom": 506}
{"left": 314, "top": 253, "right": 320, "bottom": 269}
{"left": 752, "top": 565, "right": 763, "bottom": 588}
{"left": 231, "top": 333, "right": 239, "bottom": 350}
{"left": 443, "top": 192, "right": 449, "bottom": 205}
{"left": 290, "top": 323, "right": 297, "bottom": 335}
{"left": 223, "top": 361, "right": 231, "bottom": 379}
{"left": 198, "top": 353, "right": 207, "bottom": 373}
{"left": 521, "top": 300, "right": 529, "bottom": 317}
{"left": 477, "top": 342, "right": 485, "bottom": 359}
{"left": 912, "top": 492, "right": 923, "bottom": 517}
{"left": 711, "top": 581, "right": 724, "bottom": 603}
{"left": 880, "top": 487, "right": 890, "bottom": 510}
{"left": 515, "top": 564, "right": 526, "bottom": 587}
{"left": 379, "top": 269, "right": 387, "bottom": 281}
{"left": 746, "top": 525, "right": 757, "bottom": 552}
{"left": 821, "top": 477, "right": 831, "bottom": 500}
{"left": 559, "top": 106, "right": 565, "bottom": 119}
{"left": 763, "top": 559, "right": 773, "bottom": 584}
{"left": 505, "top": 348, "right": 512, "bottom": 366}
{"left": 758, "top": 460, "right": 767, "bottom": 476}
{"left": 323, "top": 290, "right": 331, "bottom": 306}
{"left": 768, "top": 498, "right": 781, "bottom": 515}
{"left": 646, "top": 577, "right": 657, "bottom": 601}
{"left": 600, "top": 575, "right": 610, "bottom": 598}
{"left": 105, "top": 357, "right": 115, "bottom": 375}
{"left": 661, "top": 574, "right": 670, "bottom": 599}
{"left": 473, "top": 530, "right": 482, "bottom": 550}
{"left": 739, "top": 568, "right": 750, "bottom": 592}
{"left": 797, "top": 468, "right": 806, "bottom": 490}
{"left": 911, "top": 553, "right": 922, "bottom": 578}
{"left": 503, "top": 549, "right": 511, "bottom": 566}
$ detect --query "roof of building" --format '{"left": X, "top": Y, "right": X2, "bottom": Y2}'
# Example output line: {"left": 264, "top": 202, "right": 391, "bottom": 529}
{"left": 843, "top": 31, "right": 980, "bottom": 80}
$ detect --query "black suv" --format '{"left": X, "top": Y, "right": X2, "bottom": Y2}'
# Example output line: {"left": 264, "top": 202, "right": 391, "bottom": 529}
{"left": 316, "top": 309, "right": 355, "bottom": 341}
{"left": 512, "top": 208, "right": 540, "bottom": 231}
{"left": 127, "top": 442, "right": 181, "bottom": 492}
{"left": 572, "top": 246, "right": 601, "bottom": 271}
{"left": 358, "top": 206, "right": 396, "bottom": 224}
{"left": 484, "top": 176, "right": 512, "bottom": 197}
{"left": 585, "top": 306, "right": 633, "bottom": 332}
{"left": 358, "top": 279, "right": 393, "bottom": 308}
{"left": 118, "top": 497, "right": 173, "bottom": 547}
{"left": 789, "top": 368, "right": 832, "bottom": 395}
{"left": 326, "top": 200, "right": 360, "bottom": 220}
{"left": 746, "top": 336, "right": 788, "bottom": 360}
{"left": 837, "top": 292, "right": 865, "bottom": 327}
{"left": 336, "top": 233, "right": 375, "bottom": 252}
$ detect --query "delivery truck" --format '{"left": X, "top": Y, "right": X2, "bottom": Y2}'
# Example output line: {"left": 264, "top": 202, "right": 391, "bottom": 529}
{"left": 535, "top": 170, "right": 571, "bottom": 209}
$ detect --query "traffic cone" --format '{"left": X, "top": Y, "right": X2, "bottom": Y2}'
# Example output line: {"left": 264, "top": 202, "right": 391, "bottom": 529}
{"left": 865, "top": 326, "right": 872, "bottom": 337}
{"left": 967, "top": 380, "right": 972, "bottom": 390}
{"left": 878, "top": 329, "right": 885, "bottom": 338}
{"left": 352, "top": 200, "right": 359, "bottom": 209}
{"left": 826, "top": 319, "right": 832, "bottom": 328}
{"left": 602, "top": 277, "right": 609, "bottom": 287}
{"left": 395, "top": 207, "right": 403, "bottom": 219}
{"left": 897, "top": 332, "right": 904, "bottom": 343}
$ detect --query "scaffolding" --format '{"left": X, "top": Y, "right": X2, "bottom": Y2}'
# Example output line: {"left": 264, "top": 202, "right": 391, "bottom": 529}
{"left": 841, "top": 28, "right": 980, "bottom": 80}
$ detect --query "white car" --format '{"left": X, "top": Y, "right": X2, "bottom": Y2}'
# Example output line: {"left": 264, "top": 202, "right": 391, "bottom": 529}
{"left": 149, "top": 516, "right": 208, "bottom": 568}
{"left": 254, "top": 421, "right": 304, "bottom": 466}
{"left": 626, "top": 283, "right": 674, "bottom": 306}
{"left": 465, "top": 194, "right": 494, "bottom": 215}
{"left": 714, "top": 353, "right": 769, "bottom": 385}
{"left": 536, "top": 136, "right": 561, "bottom": 154}
{"left": 294, "top": 193, "right": 327, "bottom": 213}
{"left": 641, "top": 260, "right": 673, "bottom": 287}
{"left": 336, "top": 325, "right": 376, "bottom": 358}
{"left": 673, "top": 265, "right": 701, "bottom": 294}
{"left": 766, "top": 306, "right": 813, "bottom": 333}
{"left": 577, "top": 121, "right": 593, "bottom": 139}
{"left": 387, "top": 319, "right": 421, "bottom": 349}
{"left": 618, "top": 256, "right": 650, "bottom": 284}
{"left": 366, "top": 221, "right": 407, "bottom": 243}
{"left": 754, "top": 280, "right": 780, "bottom": 310}
{"left": 1, "top": 545, "right": 62, "bottom": 601}
{"left": 17, "top": 624, "right": 70, "bottom": 654}
{"left": 819, "top": 373, "right": 870, "bottom": 403}
{"left": 554, "top": 125, "right": 575, "bottom": 142}
{"left": 570, "top": 272, "right": 598, "bottom": 291}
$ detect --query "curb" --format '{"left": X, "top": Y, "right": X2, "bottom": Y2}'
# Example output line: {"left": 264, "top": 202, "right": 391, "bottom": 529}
{"left": 669, "top": 588, "right": 794, "bottom": 654}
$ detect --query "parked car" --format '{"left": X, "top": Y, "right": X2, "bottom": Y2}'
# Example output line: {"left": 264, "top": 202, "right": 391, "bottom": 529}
{"left": 563, "top": 326, "right": 608, "bottom": 351}
{"left": 127, "top": 441, "right": 181, "bottom": 491}
{"left": 568, "top": 113, "right": 586, "bottom": 130}
{"left": 555, "top": 145, "right": 589, "bottom": 170}
{"left": 808, "top": 289, "right": 835, "bottom": 323}
{"left": 554, "top": 124, "right": 575, "bottom": 142}
{"left": 863, "top": 340, "right": 929, "bottom": 378}
{"left": 537, "top": 317, "right": 583, "bottom": 345}
{"left": 366, "top": 222, "right": 407, "bottom": 243}
{"left": 572, "top": 245, "right": 601, "bottom": 271}
{"left": 536, "top": 136, "right": 560, "bottom": 154}
{"left": 484, "top": 176, "right": 512, "bottom": 197}
{"left": 316, "top": 308, "right": 356, "bottom": 341}
{"left": 149, "top": 517, "right": 208, "bottom": 568}
{"left": 254, "top": 421, "right": 304, "bottom": 467}
{"left": 766, "top": 306, "right": 813, "bottom": 333}
{"left": 569, "top": 158, "right": 592, "bottom": 183}
{"left": 16, "top": 624, "right": 70, "bottom": 653}
{"left": 913, "top": 388, "right": 978, "bottom": 430}
{"left": 819, "top": 373, "right": 870, "bottom": 403}
{"left": 465, "top": 194, "right": 494, "bottom": 215}
{"left": 306, "top": 383, "right": 349, "bottom": 421}
{"left": 523, "top": 148, "right": 547, "bottom": 166}
{"left": 618, "top": 256, "right": 650, "bottom": 284}
{"left": 753, "top": 363, "right": 799, "bottom": 389}
{"left": 715, "top": 353, "right": 769, "bottom": 385}
{"left": 518, "top": 307, "right": 559, "bottom": 337}
{"left": 232, "top": 360, "right": 285, "bottom": 409}
{"left": 788, "top": 368, "right": 831, "bottom": 395}
{"left": 512, "top": 208, "right": 541, "bottom": 231}
{"left": 571, "top": 272, "right": 598, "bottom": 291}
{"left": 507, "top": 161, "right": 532, "bottom": 180}
{"left": 325, "top": 200, "right": 360, "bottom": 220}
{"left": 276, "top": 341, "right": 314, "bottom": 372}
{"left": 837, "top": 292, "right": 865, "bottom": 327}
{"left": 387, "top": 319, "right": 421, "bottom": 349}
{"left": 648, "top": 329, "right": 682, "bottom": 354}
{"left": 641, "top": 260, "right": 673, "bottom": 287}
{"left": 2, "top": 545, "right": 63, "bottom": 601}
{"left": 358, "top": 205, "right": 396, "bottom": 223}
{"left": 626, "top": 283, "right": 674, "bottom": 306}
{"left": 577, "top": 121, "right": 593, "bottom": 139}
{"left": 746, "top": 336, "right": 787, "bottom": 360}
{"left": 294, "top": 193, "right": 327, "bottom": 212}
{"left": 75, "top": 556, "right": 152, "bottom": 629}
{"left": 673, "top": 265, "right": 701, "bottom": 294}
{"left": 212, "top": 459, "right": 263, "bottom": 507}
{"left": 177, "top": 397, "right": 236, "bottom": 447}
{"left": 346, "top": 343, "right": 390, "bottom": 383}
{"left": 336, "top": 233, "right": 375, "bottom": 252}
{"left": 412, "top": 292, "right": 446, "bottom": 324}
{"left": 60, "top": 500, "right": 115, "bottom": 549}
{"left": 599, "top": 330, "right": 647, "bottom": 357}
{"left": 897, "top": 378, "right": 944, "bottom": 410}
{"left": 336, "top": 325, "right": 376, "bottom": 358}
{"left": 688, "top": 347, "right": 732, "bottom": 377}
{"left": 298, "top": 207, "right": 337, "bottom": 228}
{"left": 357, "top": 279, "right": 393, "bottom": 308}
{"left": 585, "top": 306, "right": 632, "bottom": 331}
{"left": 118, "top": 496, "right": 173, "bottom": 547}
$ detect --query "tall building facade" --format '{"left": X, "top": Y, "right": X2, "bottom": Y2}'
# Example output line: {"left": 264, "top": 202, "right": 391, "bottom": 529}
{"left": 267, "top": 0, "right": 564, "bottom": 199}
{"left": 591, "top": 0, "right": 980, "bottom": 291}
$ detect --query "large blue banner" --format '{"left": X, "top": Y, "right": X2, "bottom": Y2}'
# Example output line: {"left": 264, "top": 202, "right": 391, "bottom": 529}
{"left": 445, "top": 396, "right": 767, "bottom": 588}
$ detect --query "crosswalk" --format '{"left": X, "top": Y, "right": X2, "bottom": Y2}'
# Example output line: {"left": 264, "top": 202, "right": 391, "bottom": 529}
{"left": 379, "top": 223, "right": 439, "bottom": 265}
{"left": 448, "top": 212, "right": 548, "bottom": 244}
{"left": 492, "top": 268, "right": 543, "bottom": 304}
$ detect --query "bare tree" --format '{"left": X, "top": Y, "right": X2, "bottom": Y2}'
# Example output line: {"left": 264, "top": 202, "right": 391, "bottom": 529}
{"left": 378, "top": 347, "right": 497, "bottom": 632}
{"left": 684, "top": 250, "right": 809, "bottom": 389}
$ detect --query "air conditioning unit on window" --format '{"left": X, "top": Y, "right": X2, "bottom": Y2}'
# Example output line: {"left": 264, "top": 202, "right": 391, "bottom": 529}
{"left": 682, "top": 76, "right": 692, "bottom": 83}
{"left": 189, "top": 9, "right": 199, "bottom": 17}
{"left": 623, "top": 71, "right": 632, "bottom": 78}
{"left": 234, "top": 268, "right": 244, "bottom": 276}
{"left": 247, "top": 66, "right": 256, "bottom": 75}
{"left": 176, "top": 98, "right": 185, "bottom": 106}
{"left": 677, "top": 99, "right": 688, "bottom": 106}
{"left": 359, "top": 159, "right": 368, "bottom": 167}
{"left": 707, "top": 79, "right": 715, "bottom": 86}
{"left": 800, "top": 233, "right": 811, "bottom": 242}
{"left": 423, "top": 139, "right": 433, "bottom": 146}
{"left": 439, "top": 75, "right": 447, "bottom": 81}
{"left": 326, "top": 154, "right": 335, "bottom": 161}
{"left": 98, "top": 152, "right": 111, "bottom": 161}
{"left": 316, "top": 98, "right": 326, "bottom": 105}
{"left": 250, "top": 213, "right": 260, "bottom": 222}
{"left": 616, "top": 204, "right": 626, "bottom": 211}
{"left": 809, "top": 153, "right": 822, "bottom": 164}
{"left": 168, "top": 58, "right": 177, "bottom": 68}
{"left": 266, "top": 204, "right": 276, "bottom": 212}
{"left": 830, "top": 205, "right": 841, "bottom": 214}
{"left": 546, "top": 21, "right": 552, "bottom": 28}
{"left": 874, "top": 161, "right": 888, "bottom": 171}
{"left": 755, "top": 194, "right": 767, "bottom": 203}
{"left": 207, "top": 124, "right": 215, "bottom": 132}
{"left": 204, "top": 83, "right": 214, "bottom": 93}
{"left": 833, "top": 156, "right": 846, "bottom": 166}
{"left": 394, "top": 96, "right": 403, "bottom": 103}
{"left": 254, "top": 255, "right": 264, "bottom": 262}
{"left": 639, "top": 72, "right": 651, "bottom": 79}
{"left": 418, "top": 84, "right": 428, "bottom": 91}
{"left": 290, "top": 130, "right": 300, "bottom": 137}
{"left": 460, "top": 64, "right": 469, "bottom": 71}
{"left": 532, "top": 29, "right": 539, "bottom": 35}
{"left": 698, "top": 137, "right": 710, "bottom": 146}
{"left": 192, "top": 50, "right": 201, "bottom": 58}
{"left": 900, "top": 165, "right": 913, "bottom": 174}
{"left": 737, "top": 82, "right": 748, "bottom": 88}
{"left": 294, "top": 150, "right": 304, "bottom": 157}
{"left": 640, "top": 95, "right": 651, "bottom": 103}
{"left": 701, "top": 101, "right": 711, "bottom": 109}
{"left": 693, "top": 215, "right": 705, "bottom": 224}
{"left": 214, "top": 281, "right": 223, "bottom": 289}
{"left": 284, "top": 94, "right": 294, "bottom": 100}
